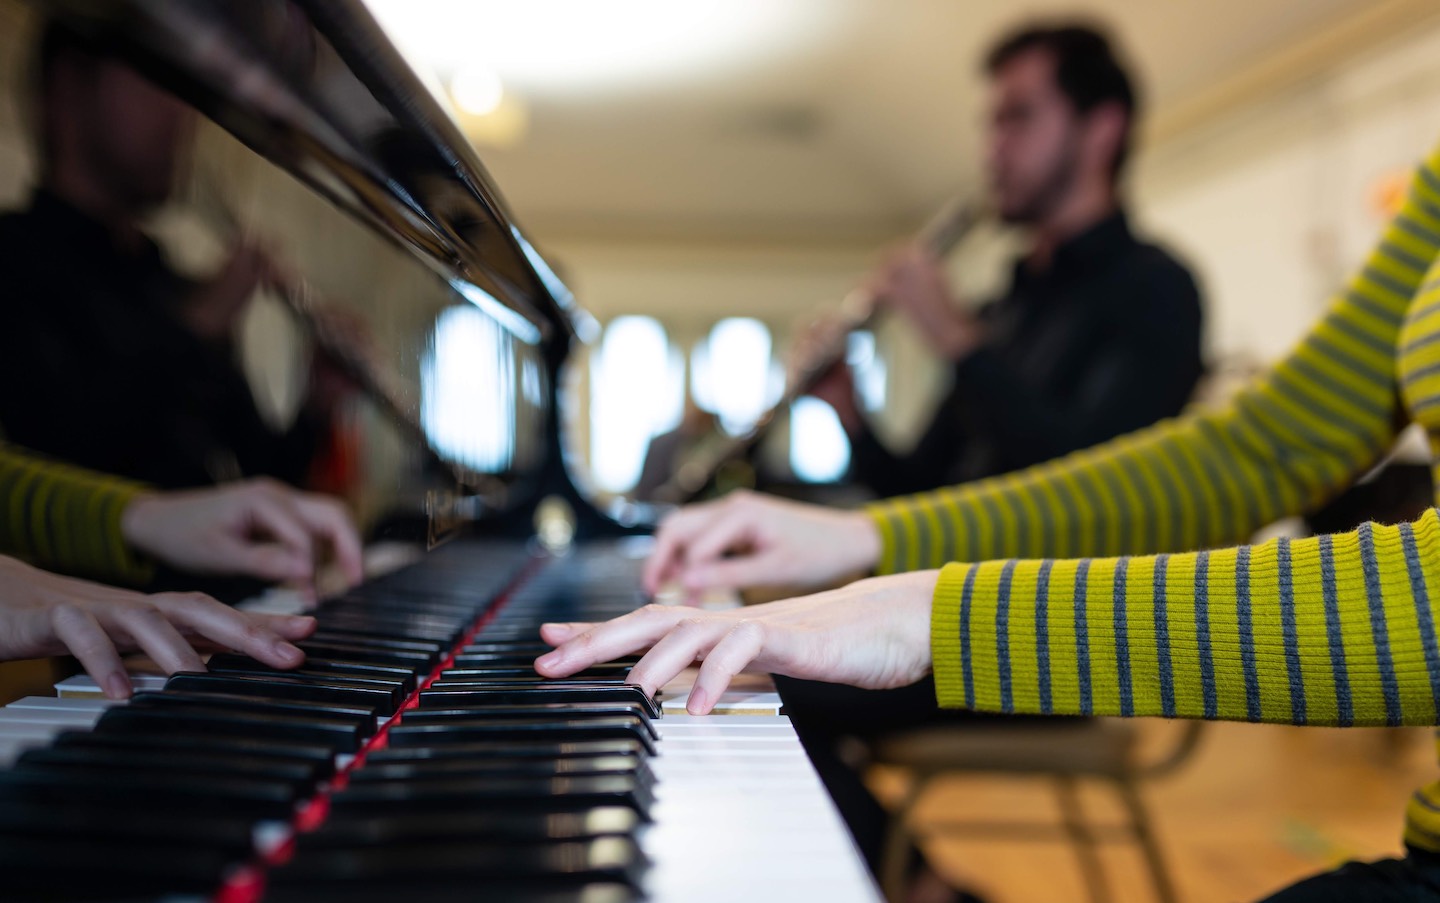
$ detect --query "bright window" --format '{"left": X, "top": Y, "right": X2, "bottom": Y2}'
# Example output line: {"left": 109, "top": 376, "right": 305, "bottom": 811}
{"left": 790, "top": 396, "right": 850, "bottom": 482}
{"left": 590, "top": 316, "right": 684, "bottom": 493}
{"left": 691, "top": 317, "right": 780, "bottom": 434}
{"left": 422, "top": 305, "right": 516, "bottom": 472}
{"left": 849, "top": 330, "right": 887, "bottom": 413}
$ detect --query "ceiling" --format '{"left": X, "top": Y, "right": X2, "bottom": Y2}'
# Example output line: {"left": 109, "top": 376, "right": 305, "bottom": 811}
{"left": 368, "top": 0, "right": 1413, "bottom": 245}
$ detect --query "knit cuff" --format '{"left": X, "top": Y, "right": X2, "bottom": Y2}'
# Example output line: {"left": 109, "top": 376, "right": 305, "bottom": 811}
{"left": 98, "top": 483, "right": 156, "bottom": 587}
{"left": 931, "top": 561, "right": 973, "bottom": 708}
{"left": 863, "top": 504, "right": 902, "bottom": 575}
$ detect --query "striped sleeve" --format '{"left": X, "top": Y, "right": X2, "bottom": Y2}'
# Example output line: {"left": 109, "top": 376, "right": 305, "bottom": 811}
{"left": 866, "top": 145, "right": 1440, "bottom": 572}
{"left": 930, "top": 507, "right": 1440, "bottom": 729}
{"left": 0, "top": 444, "right": 153, "bottom": 585}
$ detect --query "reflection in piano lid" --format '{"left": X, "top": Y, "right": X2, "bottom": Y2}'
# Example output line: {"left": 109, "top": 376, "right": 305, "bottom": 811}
{"left": 18, "top": 0, "right": 662, "bottom": 538}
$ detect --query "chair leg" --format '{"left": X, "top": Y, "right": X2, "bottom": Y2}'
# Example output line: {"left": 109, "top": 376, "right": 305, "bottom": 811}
{"left": 1115, "top": 778, "right": 1179, "bottom": 903}
{"left": 881, "top": 773, "right": 931, "bottom": 903}
{"left": 1055, "top": 775, "right": 1111, "bottom": 903}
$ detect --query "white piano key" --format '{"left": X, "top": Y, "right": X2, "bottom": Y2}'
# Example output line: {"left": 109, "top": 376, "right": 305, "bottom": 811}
{"left": 0, "top": 694, "right": 123, "bottom": 767}
{"left": 660, "top": 690, "right": 784, "bottom": 716}
{"left": 8, "top": 696, "right": 122, "bottom": 713}
{"left": 0, "top": 707, "right": 104, "bottom": 727}
{"left": 641, "top": 711, "right": 883, "bottom": 903}
{"left": 656, "top": 714, "right": 800, "bottom": 728}
{"left": 234, "top": 586, "right": 311, "bottom": 615}
{"left": 0, "top": 722, "right": 68, "bottom": 747}
{"left": 0, "top": 735, "right": 55, "bottom": 767}
{"left": 55, "top": 673, "right": 167, "bottom": 697}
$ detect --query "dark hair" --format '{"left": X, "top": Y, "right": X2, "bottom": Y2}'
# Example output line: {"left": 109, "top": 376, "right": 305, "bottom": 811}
{"left": 26, "top": 21, "right": 112, "bottom": 162}
{"left": 985, "top": 23, "right": 1139, "bottom": 179}
{"left": 32, "top": 20, "right": 111, "bottom": 96}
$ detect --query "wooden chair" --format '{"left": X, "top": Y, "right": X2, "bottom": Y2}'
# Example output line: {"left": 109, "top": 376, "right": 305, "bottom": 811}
{"left": 870, "top": 718, "right": 1204, "bottom": 903}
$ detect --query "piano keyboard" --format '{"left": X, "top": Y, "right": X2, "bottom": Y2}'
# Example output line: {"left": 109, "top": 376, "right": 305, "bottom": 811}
{"left": 0, "top": 540, "right": 878, "bottom": 903}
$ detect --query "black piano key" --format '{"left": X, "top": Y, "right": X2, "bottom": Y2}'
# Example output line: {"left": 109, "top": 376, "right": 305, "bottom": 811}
{"left": 0, "top": 838, "right": 238, "bottom": 899}
{"left": 296, "top": 640, "right": 435, "bottom": 668}
{"left": 432, "top": 664, "right": 631, "bottom": 680}
{"left": 16, "top": 745, "right": 324, "bottom": 785}
{"left": 318, "top": 601, "right": 476, "bottom": 621}
{"left": 304, "top": 617, "right": 462, "bottom": 642}
{"left": 346, "top": 754, "right": 649, "bottom": 784}
{"left": 201, "top": 665, "right": 407, "bottom": 701}
{"left": 305, "top": 806, "right": 640, "bottom": 846}
{"left": 98, "top": 704, "right": 366, "bottom": 752}
{"left": 0, "top": 767, "right": 304, "bottom": 819}
{"left": 448, "top": 651, "right": 640, "bottom": 669}
{"left": 208, "top": 653, "right": 418, "bottom": 692}
{"left": 462, "top": 641, "right": 559, "bottom": 655}
{"left": 363, "top": 738, "right": 647, "bottom": 764}
{"left": 419, "top": 684, "right": 660, "bottom": 718}
{"left": 268, "top": 836, "right": 646, "bottom": 884}
{"left": 385, "top": 717, "right": 657, "bottom": 755}
{"left": 261, "top": 882, "right": 638, "bottom": 903}
{"left": 402, "top": 705, "right": 658, "bottom": 740}
{"left": 428, "top": 673, "right": 631, "bottom": 686}
{"left": 165, "top": 671, "right": 403, "bottom": 715}
{"left": 306, "top": 630, "right": 448, "bottom": 655}
{"left": 0, "top": 799, "right": 263, "bottom": 852}
{"left": 52, "top": 727, "right": 338, "bottom": 773}
{"left": 469, "top": 625, "right": 542, "bottom": 639}
{"left": 127, "top": 689, "right": 380, "bottom": 726}
{"left": 448, "top": 652, "right": 559, "bottom": 668}
{"left": 328, "top": 774, "right": 653, "bottom": 816}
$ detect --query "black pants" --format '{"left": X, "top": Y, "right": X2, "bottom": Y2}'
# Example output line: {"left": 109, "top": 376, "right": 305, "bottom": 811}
{"left": 1258, "top": 850, "right": 1440, "bottom": 901}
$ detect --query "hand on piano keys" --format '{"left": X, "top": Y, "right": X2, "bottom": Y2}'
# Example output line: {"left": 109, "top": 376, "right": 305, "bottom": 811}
{"left": 0, "top": 555, "right": 316, "bottom": 699}
{"left": 121, "top": 477, "right": 365, "bottom": 589}
{"left": 535, "top": 570, "right": 940, "bottom": 715}
{"left": 642, "top": 489, "right": 882, "bottom": 599}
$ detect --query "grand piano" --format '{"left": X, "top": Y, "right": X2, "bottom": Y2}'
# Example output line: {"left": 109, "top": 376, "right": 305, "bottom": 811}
{"left": 0, "top": 1, "right": 878, "bottom": 901}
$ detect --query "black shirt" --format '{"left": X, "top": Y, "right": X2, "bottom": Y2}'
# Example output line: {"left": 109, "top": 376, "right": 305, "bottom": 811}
{"left": 850, "top": 210, "right": 1204, "bottom": 496}
{"left": 0, "top": 189, "right": 318, "bottom": 490}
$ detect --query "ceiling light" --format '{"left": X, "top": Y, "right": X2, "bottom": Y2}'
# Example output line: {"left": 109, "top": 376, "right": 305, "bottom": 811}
{"left": 363, "top": 0, "right": 847, "bottom": 95}
{"left": 451, "top": 66, "right": 504, "bottom": 116}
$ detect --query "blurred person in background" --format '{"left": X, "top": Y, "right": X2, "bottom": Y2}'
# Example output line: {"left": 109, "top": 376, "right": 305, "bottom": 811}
{"left": 812, "top": 23, "right": 1203, "bottom": 497}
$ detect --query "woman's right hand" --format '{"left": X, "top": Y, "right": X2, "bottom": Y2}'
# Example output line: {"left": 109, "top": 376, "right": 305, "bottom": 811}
{"left": 0, "top": 555, "right": 316, "bottom": 699}
{"left": 643, "top": 490, "right": 882, "bottom": 597}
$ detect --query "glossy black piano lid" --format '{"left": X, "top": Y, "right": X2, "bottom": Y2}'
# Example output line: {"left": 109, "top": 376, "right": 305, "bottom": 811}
{"left": 35, "top": 0, "right": 570, "bottom": 343}
{"left": 0, "top": 0, "right": 632, "bottom": 536}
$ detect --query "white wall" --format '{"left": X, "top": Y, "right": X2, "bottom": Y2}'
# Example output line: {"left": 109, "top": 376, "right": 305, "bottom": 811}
{"left": 1135, "top": 20, "right": 1440, "bottom": 364}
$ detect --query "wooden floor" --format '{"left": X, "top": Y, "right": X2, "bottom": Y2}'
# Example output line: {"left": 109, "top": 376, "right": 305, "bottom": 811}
{"left": 869, "top": 720, "right": 1437, "bottom": 902}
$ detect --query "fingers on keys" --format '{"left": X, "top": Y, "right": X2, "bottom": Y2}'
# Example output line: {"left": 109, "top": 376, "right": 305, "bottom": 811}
{"left": 536, "top": 606, "right": 770, "bottom": 714}
{"left": 48, "top": 593, "right": 316, "bottom": 700}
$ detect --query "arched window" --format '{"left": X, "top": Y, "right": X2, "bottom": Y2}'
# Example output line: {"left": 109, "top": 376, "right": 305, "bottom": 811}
{"left": 789, "top": 396, "right": 850, "bottom": 482}
{"left": 790, "top": 329, "right": 888, "bottom": 482}
{"left": 848, "top": 330, "right": 887, "bottom": 413}
{"left": 691, "top": 317, "right": 780, "bottom": 435}
{"left": 421, "top": 304, "right": 516, "bottom": 473}
{"left": 590, "top": 316, "right": 684, "bottom": 493}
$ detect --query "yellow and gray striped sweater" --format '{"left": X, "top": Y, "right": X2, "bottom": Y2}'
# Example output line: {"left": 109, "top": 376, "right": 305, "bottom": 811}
{"left": 865, "top": 143, "right": 1440, "bottom": 851}
{"left": 0, "top": 444, "right": 150, "bottom": 585}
